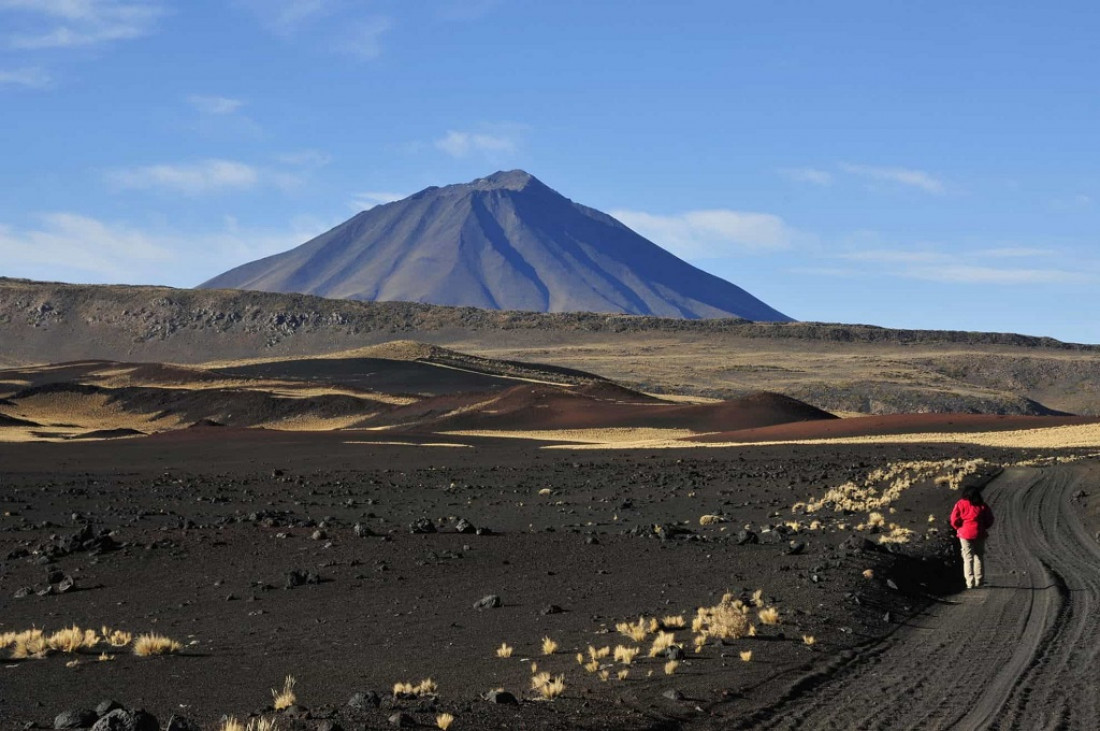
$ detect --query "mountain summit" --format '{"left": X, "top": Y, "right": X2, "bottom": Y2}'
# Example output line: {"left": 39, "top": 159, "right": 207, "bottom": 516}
{"left": 199, "top": 171, "right": 791, "bottom": 321}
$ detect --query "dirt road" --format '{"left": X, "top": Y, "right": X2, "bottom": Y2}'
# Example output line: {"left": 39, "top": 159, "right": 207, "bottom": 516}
{"left": 734, "top": 466, "right": 1100, "bottom": 730}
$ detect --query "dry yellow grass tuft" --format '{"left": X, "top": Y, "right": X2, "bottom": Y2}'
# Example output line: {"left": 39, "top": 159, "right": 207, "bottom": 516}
{"left": 133, "top": 633, "right": 182, "bottom": 657}
{"left": 12, "top": 629, "right": 49, "bottom": 659}
{"left": 98, "top": 652, "right": 112, "bottom": 662}
{"left": 436, "top": 712, "right": 455, "bottom": 730}
{"left": 538, "top": 675, "right": 565, "bottom": 700}
{"left": 807, "top": 459, "right": 987, "bottom": 515}
{"left": 272, "top": 675, "right": 297, "bottom": 710}
{"left": 531, "top": 671, "right": 552, "bottom": 692}
{"left": 495, "top": 642, "right": 513, "bottom": 658}
{"left": 758, "top": 607, "right": 781, "bottom": 626}
{"left": 928, "top": 514, "right": 937, "bottom": 523}
{"left": 105, "top": 628, "right": 132, "bottom": 647}
{"left": 47, "top": 625, "right": 98, "bottom": 653}
{"left": 879, "top": 525, "right": 916, "bottom": 544}
{"left": 599, "top": 669, "right": 610, "bottom": 682}
{"left": 541, "top": 637, "right": 558, "bottom": 655}
{"left": 219, "top": 718, "right": 246, "bottom": 731}
{"left": 613, "top": 645, "right": 640, "bottom": 665}
{"left": 618, "top": 669, "right": 629, "bottom": 681}
{"left": 648, "top": 631, "right": 676, "bottom": 658}
{"left": 740, "top": 650, "right": 753, "bottom": 662}
{"left": 862, "top": 569, "right": 875, "bottom": 579}
{"left": 664, "top": 660, "right": 680, "bottom": 675}
{"left": 583, "top": 659, "right": 600, "bottom": 673}
{"left": 538, "top": 488, "right": 552, "bottom": 496}
{"left": 802, "top": 635, "right": 816, "bottom": 646}
{"left": 616, "top": 617, "right": 651, "bottom": 643}
{"left": 394, "top": 678, "right": 437, "bottom": 698}
{"left": 661, "top": 614, "right": 686, "bottom": 629}
{"left": 575, "top": 652, "right": 585, "bottom": 666}
{"left": 750, "top": 589, "right": 765, "bottom": 607}
{"left": 699, "top": 514, "right": 724, "bottom": 526}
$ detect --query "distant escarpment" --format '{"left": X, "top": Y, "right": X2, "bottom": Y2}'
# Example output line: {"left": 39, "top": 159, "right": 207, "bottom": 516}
{"left": 2, "top": 277, "right": 1099, "bottom": 415}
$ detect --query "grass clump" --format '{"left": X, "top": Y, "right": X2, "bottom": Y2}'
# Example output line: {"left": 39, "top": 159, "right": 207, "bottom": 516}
{"left": 495, "top": 642, "right": 513, "bottom": 658}
{"left": 648, "top": 631, "right": 676, "bottom": 658}
{"left": 757, "top": 607, "right": 781, "bottom": 626}
{"left": 664, "top": 660, "right": 679, "bottom": 675}
{"left": 541, "top": 637, "right": 558, "bottom": 655}
{"left": 47, "top": 625, "right": 99, "bottom": 653}
{"left": 615, "top": 617, "right": 651, "bottom": 643}
{"left": 693, "top": 593, "right": 751, "bottom": 642}
{"left": 740, "top": 650, "right": 753, "bottom": 662}
{"left": 133, "top": 633, "right": 182, "bottom": 657}
{"left": 699, "top": 514, "right": 724, "bottom": 526}
{"left": 393, "top": 678, "right": 437, "bottom": 698}
{"left": 271, "top": 675, "right": 297, "bottom": 710}
{"left": 436, "top": 713, "right": 455, "bottom": 730}
{"left": 613, "top": 645, "right": 639, "bottom": 665}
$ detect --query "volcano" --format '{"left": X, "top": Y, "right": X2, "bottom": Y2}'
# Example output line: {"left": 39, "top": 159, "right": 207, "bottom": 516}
{"left": 200, "top": 170, "right": 791, "bottom": 321}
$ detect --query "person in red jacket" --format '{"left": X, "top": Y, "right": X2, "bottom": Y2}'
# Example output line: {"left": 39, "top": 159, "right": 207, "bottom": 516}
{"left": 950, "top": 485, "right": 995, "bottom": 589}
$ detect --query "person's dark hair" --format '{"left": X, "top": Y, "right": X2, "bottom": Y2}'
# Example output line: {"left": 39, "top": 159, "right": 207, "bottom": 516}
{"left": 961, "top": 485, "right": 985, "bottom": 505}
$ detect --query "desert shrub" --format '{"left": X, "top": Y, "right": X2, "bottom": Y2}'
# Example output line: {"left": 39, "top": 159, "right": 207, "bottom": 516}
{"left": 693, "top": 596, "right": 751, "bottom": 642}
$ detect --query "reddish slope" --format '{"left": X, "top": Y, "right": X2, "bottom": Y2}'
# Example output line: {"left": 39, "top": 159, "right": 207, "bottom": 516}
{"left": 690, "top": 412, "right": 1100, "bottom": 443}
{"left": 403, "top": 386, "right": 835, "bottom": 432}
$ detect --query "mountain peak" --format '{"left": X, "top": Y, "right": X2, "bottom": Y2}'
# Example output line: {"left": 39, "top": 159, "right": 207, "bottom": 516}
{"left": 465, "top": 169, "right": 541, "bottom": 192}
{"left": 200, "top": 171, "right": 791, "bottom": 322}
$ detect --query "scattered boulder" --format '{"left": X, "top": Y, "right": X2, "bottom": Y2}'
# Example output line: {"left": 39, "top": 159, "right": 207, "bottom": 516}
{"left": 484, "top": 690, "right": 518, "bottom": 705}
{"left": 285, "top": 569, "right": 321, "bottom": 588}
{"left": 388, "top": 712, "right": 414, "bottom": 727}
{"left": 541, "top": 604, "right": 564, "bottom": 615}
{"left": 409, "top": 518, "right": 437, "bottom": 534}
{"left": 454, "top": 518, "right": 476, "bottom": 534}
{"left": 735, "top": 529, "right": 758, "bottom": 545}
{"left": 315, "top": 721, "right": 343, "bottom": 731}
{"left": 473, "top": 594, "right": 502, "bottom": 609}
{"left": 352, "top": 523, "right": 375, "bottom": 538}
{"left": 54, "top": 709, "right": 96, "bottom": 729}
{"left": 661, "top": 689, "right": 685, "bottom": 701}
{"left": 95, "top": 701, "right": 123, "bottom": 717}
{"left": 90, "top": 708, "right": 158, "bottom": 731}
{"left": 347, "top": 691, "right": 381, "bottom": 711}
{"left": 665, "top": 645, "right": 685, "bottom": 661}
{"left": 786, "top": 541, "right": 806, "bottom": 556}
{"left": 164, "top": 716, "right": 201, "bottom": 731}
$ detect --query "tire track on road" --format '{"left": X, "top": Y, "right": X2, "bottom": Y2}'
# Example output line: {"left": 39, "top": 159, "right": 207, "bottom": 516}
{"left": 735, "top": 465, "right": 1099, "bottom": 730}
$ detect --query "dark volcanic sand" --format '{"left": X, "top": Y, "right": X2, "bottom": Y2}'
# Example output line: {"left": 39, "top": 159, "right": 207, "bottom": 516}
{"left": 0, "top": 431, "right": 1051, "bottom": 730}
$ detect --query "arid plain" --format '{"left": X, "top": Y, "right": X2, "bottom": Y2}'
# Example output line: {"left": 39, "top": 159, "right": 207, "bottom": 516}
{"left": 2, "top": 279, "right": 1100, "bottom": 729}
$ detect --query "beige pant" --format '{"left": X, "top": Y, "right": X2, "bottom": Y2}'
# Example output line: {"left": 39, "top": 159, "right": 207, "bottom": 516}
{"left": 960, "top": 538, "right": 986, "bottom": 588}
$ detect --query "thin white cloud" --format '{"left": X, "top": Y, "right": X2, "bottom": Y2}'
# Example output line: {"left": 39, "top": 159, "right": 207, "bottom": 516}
{"left": 0, "top": 66, "right": 51, "bottom": 88}
{"left": 234, "top": 0, "right": 334, "bottom": 36}
{"left": 1, "top": 0, "right": 164, "bottom": 49}
{"left": 106, "top": 159, "right": 260, "bottom": 195}
{"left": 0, "top": 211, "right": 325, "bottom": 286}
{"left": 907, "top": 265, "right": 1091, "bottom": 285}
{"left": 435, "top": 129, "right": 518, "bottom": 158}
{"left": 187, "top": 94, "right": 244, "bottom": 115}
{"left": 779, "top": 167, "right": 833, "bottom": 186}
{"left": 610, "top": 209, "right": 798, "bottom": 256}
{"left": 350, "top": 191, "right": 405, "bottom": 211}
{"left": 0, "top": 212, "right": 172, "bottom": 281}
{"left": 839, "top": 249, "right": 951, "bottom": 264}
{"left": 838, "top": 163, "right": 945, "bottom": 194}
{"left": 276, "top": 149, "right": 332, "bottom": 168}
{"left": 337, "top": 16, "right": 392, "bottom": 59}
{"left": 978, "top": 247, "right": 1052, "bottom": 258}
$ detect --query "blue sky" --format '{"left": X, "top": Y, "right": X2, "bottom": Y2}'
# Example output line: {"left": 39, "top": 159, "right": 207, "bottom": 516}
{"left": 2, "top": 1, "right": 1099, "bottom": 343}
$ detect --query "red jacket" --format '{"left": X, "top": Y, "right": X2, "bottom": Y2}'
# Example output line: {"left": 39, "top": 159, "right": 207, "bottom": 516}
{"left": 950, "top": 498, "right": 994, "bottom": 540}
